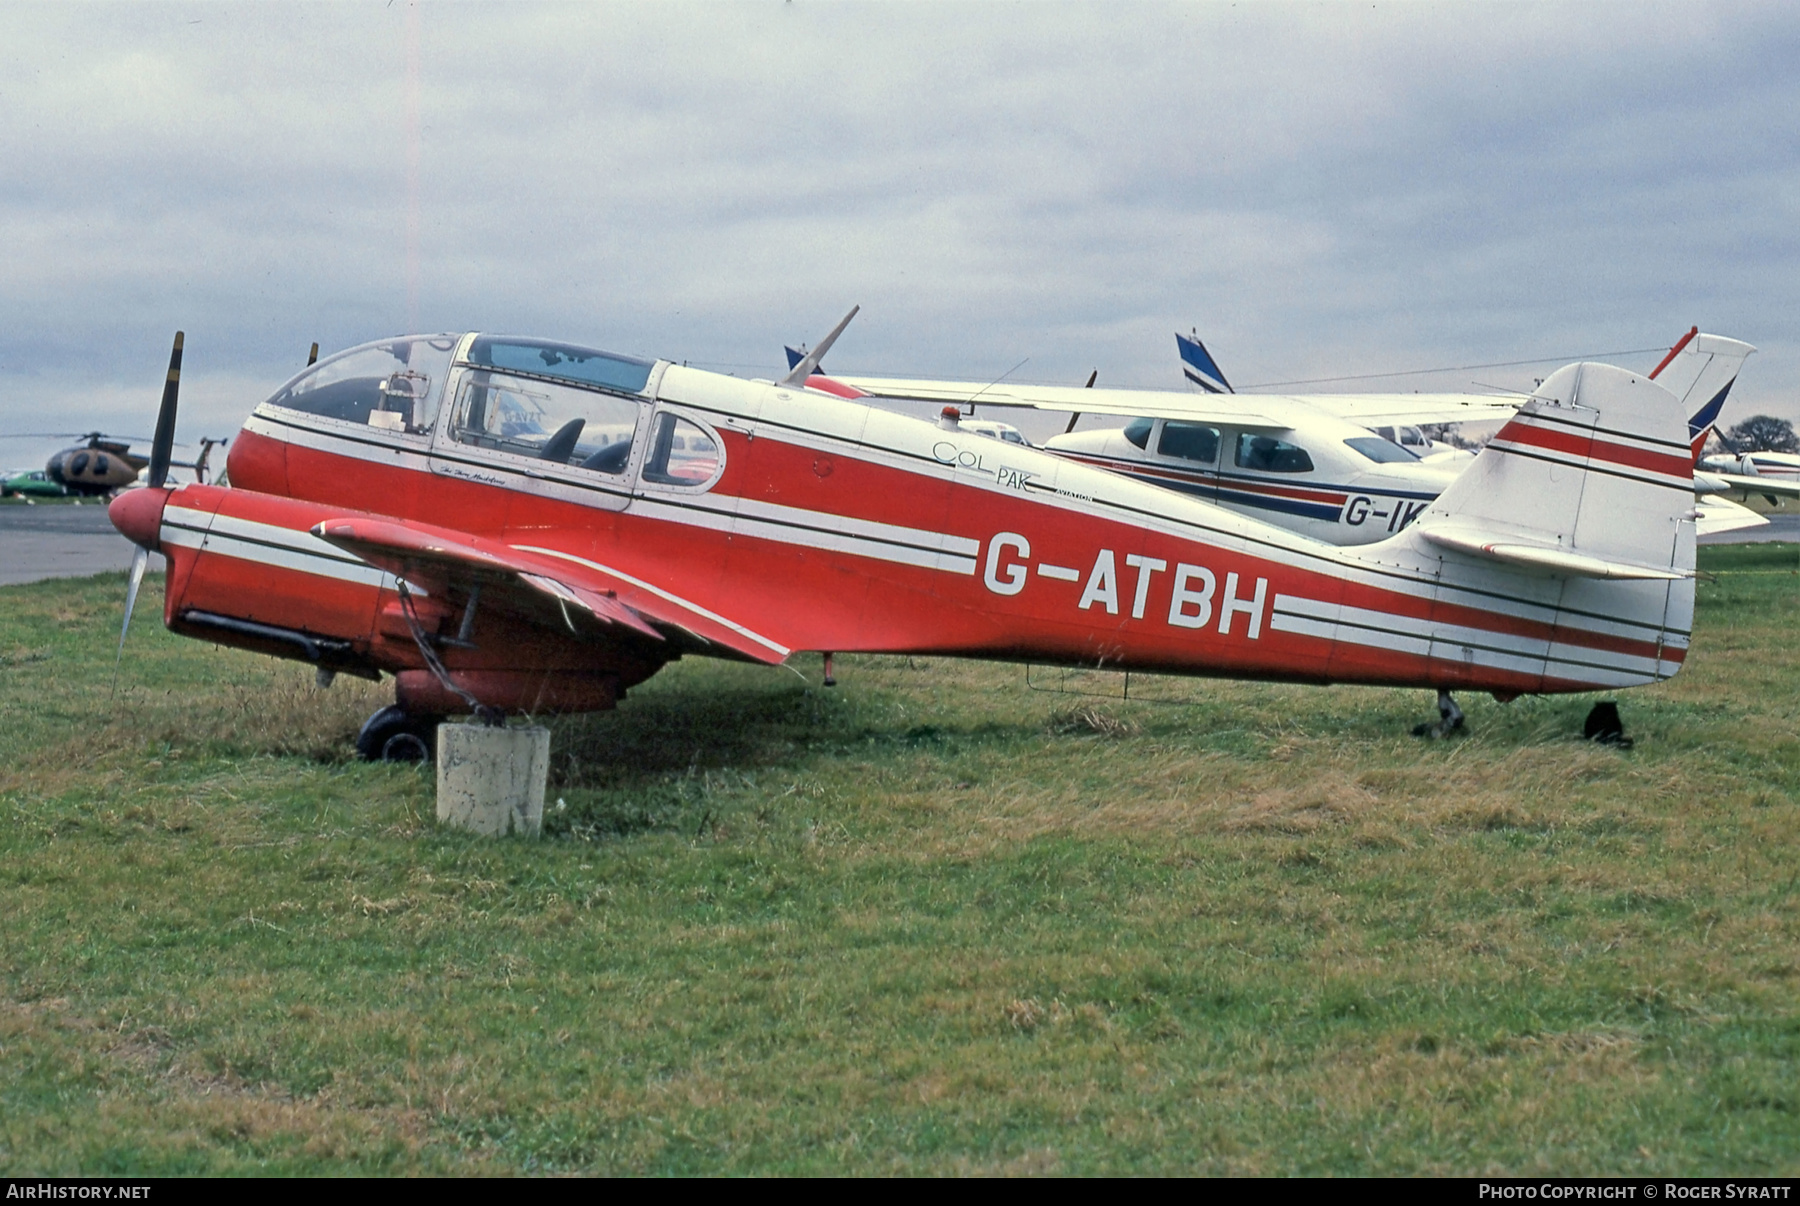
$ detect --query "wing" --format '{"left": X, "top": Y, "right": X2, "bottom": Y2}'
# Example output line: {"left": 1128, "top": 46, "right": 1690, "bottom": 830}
{"left": 311, "top": 516, "right": 790, "bottom": 665}
{"left": 1694, "top": 471, "right": 1800, "bottom": 505}
{"left": 834, "top": 376, "right": 1291, "bottom": 429}
{"left": 837, "top": 375, "right": 1520, "bottom": 430}
{"left": 1277, "top": 392, "right": 1525, "bottom": 426}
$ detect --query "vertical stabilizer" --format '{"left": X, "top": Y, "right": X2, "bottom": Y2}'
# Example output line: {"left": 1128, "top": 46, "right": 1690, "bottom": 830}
{"left": 1412, "top": 362, "right": 1694, "bottom": 579}
{"left": 1649, "top": 332, "right": 1756, "bottom": 461}
{"left": 1176, "top": 331, "right": 1234, "bottom": 394}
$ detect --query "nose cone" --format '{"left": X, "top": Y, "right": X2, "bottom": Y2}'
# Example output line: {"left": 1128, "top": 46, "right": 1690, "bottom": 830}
{"left": 110, "top": 486, "right": 169, "bottom": 552}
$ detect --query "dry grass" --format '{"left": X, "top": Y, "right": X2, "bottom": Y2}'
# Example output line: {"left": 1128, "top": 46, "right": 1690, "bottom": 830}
{"left": 2, "top": 552, "right": 1799, "bottom": 1174}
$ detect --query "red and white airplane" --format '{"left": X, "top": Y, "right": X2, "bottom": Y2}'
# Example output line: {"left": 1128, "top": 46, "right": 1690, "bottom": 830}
{"left": 112, "top": 313, "right": 1697, "bottom": 758}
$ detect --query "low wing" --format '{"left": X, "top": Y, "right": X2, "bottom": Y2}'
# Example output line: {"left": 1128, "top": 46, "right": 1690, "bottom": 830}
{"left": 311, "top": 516, "right": 790, "bottom": 665}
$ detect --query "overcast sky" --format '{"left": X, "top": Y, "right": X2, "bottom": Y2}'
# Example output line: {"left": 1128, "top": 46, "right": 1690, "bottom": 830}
{"left": 3, "top": 0, "right": 1797, "bottom": 468}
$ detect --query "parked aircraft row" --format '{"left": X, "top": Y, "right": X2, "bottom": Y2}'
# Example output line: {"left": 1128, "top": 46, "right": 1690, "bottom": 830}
{"left": 795, "top": 325, "right": 1773, "bottom": 545}
{"left": 107, "top": 312, "right": 1708, "bottom": 759}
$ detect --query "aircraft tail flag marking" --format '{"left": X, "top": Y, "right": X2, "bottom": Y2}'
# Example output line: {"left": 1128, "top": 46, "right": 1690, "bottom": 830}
{"left": 1176, "top": 331, "right": 1234, "bottom": 394}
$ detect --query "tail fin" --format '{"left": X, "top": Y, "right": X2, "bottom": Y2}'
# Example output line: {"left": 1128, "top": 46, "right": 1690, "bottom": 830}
{"left": 1176, "top": 330, "right": 1234, "bottom": 394}
{"left": 1410, "top": 362, "right": 1693, "bottom": 581}
{"left": 1648, "top": 330, "right": 1756, "bottom": 462}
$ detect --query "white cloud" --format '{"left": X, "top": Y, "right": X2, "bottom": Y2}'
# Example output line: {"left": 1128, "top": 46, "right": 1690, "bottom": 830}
{"left": 2, "top": 0, "right": 1796, "bottom": 446}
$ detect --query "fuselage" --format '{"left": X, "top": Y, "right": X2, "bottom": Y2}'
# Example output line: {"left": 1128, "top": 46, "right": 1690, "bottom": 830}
{"left": 122, "top": 331, "right": 1689, "bottom": 715}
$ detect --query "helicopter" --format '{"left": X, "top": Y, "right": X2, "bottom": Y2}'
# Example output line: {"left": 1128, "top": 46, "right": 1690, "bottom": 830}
{"left": 0, "top": 431, "right": 228, "bottom": 498}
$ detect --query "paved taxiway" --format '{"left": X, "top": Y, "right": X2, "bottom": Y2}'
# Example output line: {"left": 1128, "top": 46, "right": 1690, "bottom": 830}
{"left": 0, "top": 502, "right": 165, "bottom": 586}
{"left": 0, "top": 498, "right": 1793, "bottom": 589}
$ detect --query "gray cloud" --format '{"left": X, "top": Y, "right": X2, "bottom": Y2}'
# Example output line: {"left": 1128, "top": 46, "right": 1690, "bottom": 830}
{"left": 3, "top": 0, "right": 1797, "bottom": 471}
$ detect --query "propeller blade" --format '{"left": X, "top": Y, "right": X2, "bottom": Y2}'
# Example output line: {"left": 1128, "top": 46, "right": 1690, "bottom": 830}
{"left": 113, "top": 546, "right": 149, "bottom": 690}
{"left": 307, "top": 341, "right": 319, "bottom": 367}
{"left": 147, "top": 332, "right": 183, "bottom": 489}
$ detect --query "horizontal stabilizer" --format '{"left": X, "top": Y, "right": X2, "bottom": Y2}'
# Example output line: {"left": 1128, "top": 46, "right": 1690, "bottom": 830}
{"left": 1694, "top": 495, "right": 1769, "bottom": 537}
{"left": 1419, "top": 525, "right": 1688, "bottom": 580}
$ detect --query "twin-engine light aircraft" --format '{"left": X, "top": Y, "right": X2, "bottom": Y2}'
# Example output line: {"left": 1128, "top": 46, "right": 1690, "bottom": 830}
{"left": 111, "top": 316, "right": 1697, "bottom": 760}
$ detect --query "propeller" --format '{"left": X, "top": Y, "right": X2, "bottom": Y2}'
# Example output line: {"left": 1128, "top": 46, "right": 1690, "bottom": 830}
{"left": 114, "top": 331, "right": 184, "bottom": 680}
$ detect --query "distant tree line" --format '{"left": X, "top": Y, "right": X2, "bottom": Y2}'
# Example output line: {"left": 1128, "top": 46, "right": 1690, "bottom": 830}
{"left": 1719, "top": 416, "right": 1799, "bottom": 454}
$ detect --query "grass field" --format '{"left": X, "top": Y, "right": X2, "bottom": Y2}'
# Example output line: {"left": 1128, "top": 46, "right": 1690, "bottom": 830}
{"left": 3, "top": 546, "right": 1798, "bottom": 1175}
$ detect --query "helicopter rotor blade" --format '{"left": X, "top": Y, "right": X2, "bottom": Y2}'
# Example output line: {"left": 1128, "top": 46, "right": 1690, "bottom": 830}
{"left": 147, "top": 332, "right": 183, "bottom": 489}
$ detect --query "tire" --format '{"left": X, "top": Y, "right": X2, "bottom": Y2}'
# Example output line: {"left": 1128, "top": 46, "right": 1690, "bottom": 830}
{"left": 356, "top": 705, "right": 440, "bottom": 762}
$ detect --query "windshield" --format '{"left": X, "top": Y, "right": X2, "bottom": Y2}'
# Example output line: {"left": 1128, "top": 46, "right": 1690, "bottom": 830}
{"left": 265, "top": 335, "right": 459, "bottom": 434}
{"left": 1122, "top": 417, "right": 1154, "bottom": 449}
{"left": 1344, "top": 436, "right": 1419, "bottom": 463}
{"left": 464, "top": 337, "right": 654, "bottom": 395}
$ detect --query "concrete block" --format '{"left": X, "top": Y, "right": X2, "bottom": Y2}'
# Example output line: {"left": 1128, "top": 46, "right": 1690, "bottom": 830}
{"left": 435, "top": 723, "right": 550, "bottom": 837}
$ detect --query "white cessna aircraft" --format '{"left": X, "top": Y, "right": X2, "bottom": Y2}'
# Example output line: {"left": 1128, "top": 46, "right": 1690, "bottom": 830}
{"left": 800, "top": 327, "right": 1764, "bottom": 545}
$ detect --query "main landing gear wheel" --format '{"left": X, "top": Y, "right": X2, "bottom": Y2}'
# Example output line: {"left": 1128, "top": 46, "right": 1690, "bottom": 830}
{"left": 356, "top": 705, "right": 440, "bottom": 762}
{"left": 1412, "top": 690, "right": 1465, "bottom": 739}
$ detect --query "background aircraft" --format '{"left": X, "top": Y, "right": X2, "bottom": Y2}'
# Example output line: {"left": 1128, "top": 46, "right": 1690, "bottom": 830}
{"left": 111, "top": 317, "right": 1695, "bottom": 761}
{"left": 819, "top": 327, "right": 1765, "bottom": 544}
{"left": 0, "top": 430, "right": 223, "bottom": 498}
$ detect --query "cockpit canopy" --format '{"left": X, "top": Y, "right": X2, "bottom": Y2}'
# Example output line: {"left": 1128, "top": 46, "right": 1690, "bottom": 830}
{"left": 262, "top": 334, "right": 657, "bottom": 437}
{"left": 265, "top": 335, "right": 461, "bottom": 434}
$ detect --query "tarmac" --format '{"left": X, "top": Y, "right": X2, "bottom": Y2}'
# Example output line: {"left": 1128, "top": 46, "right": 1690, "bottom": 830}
{"left": 0, "top": 497, "right": 1794, "bottom": 589}
{"left": 0, "top": 501, "right": 165, "bottom": 586}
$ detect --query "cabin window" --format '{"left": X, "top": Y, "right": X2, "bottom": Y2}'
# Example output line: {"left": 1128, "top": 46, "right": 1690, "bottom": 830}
{"left": 264, "top": 337, "right": 457, "bottom": 434}
{"left": 641, "top": 413, "right": 722, "bottom": 487}
{"left": 1344, "top": 436, "right": 1418, "bottom": 464}
{"left": 1122, "top": 417, "right": 1154, "bottom": 449}
{"left": 1157, "top": 422, "right": 1220, "bottom": 464}
{"left": 1235, "top": 433, "right": 1314, "bottom": 473}
{"left": 70, "top": 452, "right": 89, "bottom": 475}
{"left": 450, "top": 371, "right": 644, "bottom": 475}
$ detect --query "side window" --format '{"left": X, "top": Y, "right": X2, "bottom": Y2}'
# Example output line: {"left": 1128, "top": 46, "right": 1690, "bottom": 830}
{"left": 1157, "top": 421, "right": 1219, "bottom": 464}
{"left": 450, "top": 371, "right": 643, "bottom": 475}
{"left": 1122, "top": 417, "right": 1154, "bottom": 450}
{"left": 641, "top": 413, "right": 722, "bottom": 487}
{"left": 1236, "top": 433, "right": 1315, "bottom": 473}
{"left": 264, "top": 337, "right": 457, "bottom": 434}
